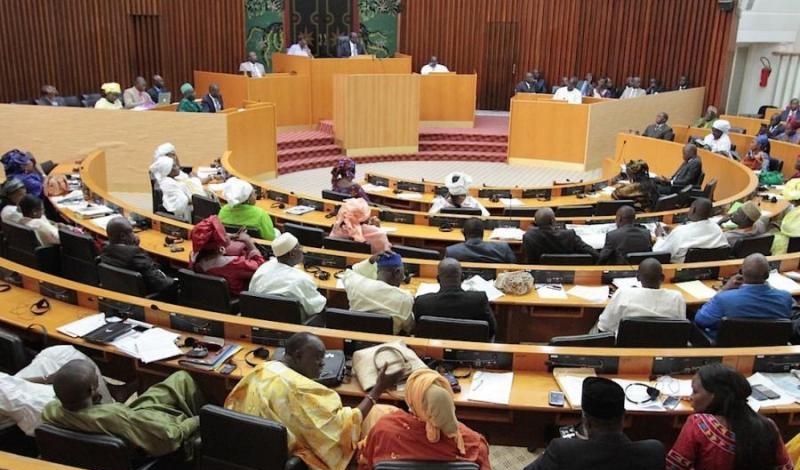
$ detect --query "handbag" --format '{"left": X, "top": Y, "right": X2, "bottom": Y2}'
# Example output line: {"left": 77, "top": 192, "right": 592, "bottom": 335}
{"left": 351, "top": 340, "right": 427, "bottom": 391}
{"left": 494, "top": 270, "right": 534, "bottom": 295}
{"left": 44, "top": 174, "right": 70, "bottom": 197}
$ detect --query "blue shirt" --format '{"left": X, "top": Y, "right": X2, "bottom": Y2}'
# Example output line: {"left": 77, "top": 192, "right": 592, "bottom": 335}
{"left": 694, "top": 284, "right": 793, "bottom": 339}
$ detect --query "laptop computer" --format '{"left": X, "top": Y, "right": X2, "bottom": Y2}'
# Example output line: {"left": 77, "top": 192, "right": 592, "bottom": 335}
{"left": 83, "top": 321, "right": 133, "bottom": 344}
{"left": 157, "top": 92, "right": 171, "bottom": 105}
{"left": 273, "top": 348, "right": 346, "bottom": 387}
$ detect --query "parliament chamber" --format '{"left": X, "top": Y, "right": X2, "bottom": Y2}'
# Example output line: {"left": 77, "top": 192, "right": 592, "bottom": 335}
{"left": 3, "top": 0, "right": 800, "bottom": 469}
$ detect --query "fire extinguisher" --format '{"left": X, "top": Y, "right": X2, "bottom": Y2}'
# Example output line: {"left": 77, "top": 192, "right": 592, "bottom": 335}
{"left": 760, "top": 57, "right": 772, "bottom": 88}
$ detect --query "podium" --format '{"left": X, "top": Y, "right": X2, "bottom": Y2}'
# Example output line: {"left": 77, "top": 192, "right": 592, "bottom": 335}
{"left": 333, "top": 74, "right": 420, "bottom": 157}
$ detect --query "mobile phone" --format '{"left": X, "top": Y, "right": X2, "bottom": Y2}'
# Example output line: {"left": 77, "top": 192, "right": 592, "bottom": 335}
{"left": 662, "top": 396, "right": 680, "bottom": 410}
{"left": 548, "top": 390, "right": 565, "bottom": 407}
{"left": 170, "top": 245, "right": 185, "bottom": 252}
{"left": 751, "top": 384, "right": 780, "bottom": 401}
{"left": 219, "top": 363, "right": 236, "bottom": 375}
{"left": 442, "top": 372, "right": 460, "bottom": 393}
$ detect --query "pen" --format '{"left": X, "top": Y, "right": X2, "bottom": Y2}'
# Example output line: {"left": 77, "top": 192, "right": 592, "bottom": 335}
{"left": 471, "top": 379, "right": 484, "bottom": 391}
{"left": 536, "top": 285, "right": 562, "bottom": 291}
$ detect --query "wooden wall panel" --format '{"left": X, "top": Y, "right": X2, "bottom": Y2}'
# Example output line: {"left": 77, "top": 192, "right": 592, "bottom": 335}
{"left": 399, "top": 0, "right": 736, "bottom": 110}
{"left": 0, "top": 0, "right": 244, "bottom": 103}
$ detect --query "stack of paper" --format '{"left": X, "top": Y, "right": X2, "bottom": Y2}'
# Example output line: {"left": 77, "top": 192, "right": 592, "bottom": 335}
{"left": 361, "top": 183, "right": 390, "bottom": 193}
{"left": 134, "top": 328, "right": 182, "bottom": 363}
{"left": 612, "top": 277, "right": 641, "bottom": 289}
{"left": 674, "top": 280, "right": 717, "bottom": 300}
{"left": 489, "top": 227, "right": 525, "bottom": 240}
{"left": 57, "top": 314, "right": 108, "bottom": 338}
{"left": 535, "top": 284, "right": 568, "bottom": 299}
{"left": 553, "top": 367, "right": 596, "bottom": 409}
{"left": 768, "top": 272, "right": 800, "bottom": 293}
{"left": 395, "top": 192, "right": 423, "bottom": 200}
{"left": 196, "top": 167, "right": 218, "bottom": 179}
{"left": 466, "top": 371, "right": 514, "bottom": 405}
{"left": 73, "top": 204, "right": 115, "bottom": 219}
{"left": 611, "top": 379, "right": 666, "bottom": 412}
{"left": 51, "top": 190, "right": 85, "bottom": 207}
{"left": 567, "top": 285, "right": 610, "bottom": 303}
{"left": 207, "top": 183, "right": 226, "bottom": 193}
{"left": 499, "top": 198, "right": 523, "bottom": 207}
{"left": 285, "top": 205, "right": 315, "bottom": 215}
{"left": 461, "top": 275, "right": 504, "bottom": 301}
{"left": 414, "top": 283, "right": 440, "bottom": 297}
{"left": 91, "top": 214, "right": 123, "bottom": 230}
{"left": 747, "top": 373, "right": 798, "bottom": 411}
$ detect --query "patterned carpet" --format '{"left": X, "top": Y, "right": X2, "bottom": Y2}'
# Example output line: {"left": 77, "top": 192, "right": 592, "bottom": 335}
{"left": 490, "top": 445, "right": 541, "bottom": 470}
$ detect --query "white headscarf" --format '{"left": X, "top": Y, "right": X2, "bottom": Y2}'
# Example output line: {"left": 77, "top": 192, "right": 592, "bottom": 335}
{"left": 149, "top": 156, "right": 174, "bottom": 181}
{"left": 444, "top": 172, "right": 472, "bottom": 197}
{"left": 712, "top": 119, "right": 731, "bottom": 134}
{"left": 153, "top": 143, "right": 176, "bottom": 161}
{"left": 222, "top": 177, "right": 253, "bottom": 207}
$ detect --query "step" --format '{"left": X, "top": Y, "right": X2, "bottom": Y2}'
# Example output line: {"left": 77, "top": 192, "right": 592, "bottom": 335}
{"left": 412, "top": 150, "right": 508, "bottom": 162}
{"left": 278, "top": 136, "right": 334, "bottom": 151}
{"left": 419, "top": 132, "right": 508, "bottom": 144}
{"left": 419, "top": 140, "right": 507, "bottom": 153}
{"left": 278, "top": 144, "right": 342, "bottom": 162}
{"left": 278, "top": 155, "right": 345, "bottom": 174}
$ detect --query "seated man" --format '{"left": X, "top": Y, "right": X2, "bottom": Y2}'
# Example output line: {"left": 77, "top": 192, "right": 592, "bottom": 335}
{"left": 720, "top": 201, "right": 766, "bottom": 245}
{"left": 595, "top": 259, "right": 686, "bottom": 335}
{"left": 515, "top": 72, "right": 537, "bottom": 94}
{"left": 100, "top": 216, "right": 177, "bottom": 298}
{"left": 618, "top": 76, "right": 646, "bottom": 99}
{"left": 693, "top": 105, "right": 719, "bottom": 129}
{"left": 337, "top": 32, "right": 365, "bottom": 57}
{"left": 420, "top": 56, "right": 449, "bottom": 75}
{"left": 413, "top": 258, "right": 496, "bottom": 339}
{"left": 238, "top": 51, "right": 265, "bottom": 77}
{"left": 429, "top": 172, "right": 489, "bottom": 216}
{"left": 358, "top": 369, "right": 491, "bottom": 470}
{"left": 445, "top": 217, "right": 516, "bottom": 264}
{"left": 200, "top": 83, "right": 224, "bottom": 113}
{"left": 218, "top": 177, "right": 278, "bottom": 240}
{"left": 641, "top": 112, "right": 675, "bottom": 141}
{"left": 522, "top": 208, "right": 599, "bottom": 264}
{"left": 122, "top": 77, "right": 154, "bottom": 109}
{"left": 0, "top": 346, "right": 112, "bottom": 436}
{"left": 552, "top": 77, "right": 582, "bottom": 104}
{"left": 674, "top": 75, "right": 690, "bottom": 91}
{"left": 695, "top": 253, "right": 793, "bottom": 340}
{"left": 43, "top": 362, "right": 204, "bottom": 459}
{"left": 287, "top": 38, "right": 312, "bottom": 57}
{"left": 0, "top": 178, "right": 26, "bottom": 223}
{"left": 597, "top": 206, "right": 652, "bottom": 265}
{"left": 225, "top": 332, "right": 401, "bottom": 470}
{"left": 523, "top": 377, "right": 664, "bottom": 470}
{"left": 779, "top": 97, "right": 799, "bottom": 123}
{"left": 766, "top": 113, "right": 785, "bottom": 139}
{"left": 146, "top": 74, "right": 168, "bottom": 103}
{"left": 777, "top": 121, "right": 800, "bottom": 145}
{"left": 177, "top": 83, "right": 202, "bottom": 113}
{"left": 702, "top": 119, "right": 732, "bottom": 155}
{"left": 653, "top": 198, "right": 729, "bottom": 263}
{"left": 18, "top": 194, "right": 59, "bottom": 246}
{"left": 658, "top": 144, "right": 703, "bottom": 193}
{"left": 248, "top": 233, "right": 326, "bottom": 321}
{"left": 35, "top": 85, "right": 61, "bottom": 106}
{"left": 340, "top": 252, "right": 415, "bottom": 334}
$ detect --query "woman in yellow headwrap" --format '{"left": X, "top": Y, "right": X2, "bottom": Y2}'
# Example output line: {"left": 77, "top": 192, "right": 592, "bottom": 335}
{"left": 358, "top": 369, "right": 491, "bottom": 470}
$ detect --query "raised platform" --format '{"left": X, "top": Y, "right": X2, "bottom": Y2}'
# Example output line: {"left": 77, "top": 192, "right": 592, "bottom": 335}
{"left": 276, "top": 115, "right": 509, "bottom": 175}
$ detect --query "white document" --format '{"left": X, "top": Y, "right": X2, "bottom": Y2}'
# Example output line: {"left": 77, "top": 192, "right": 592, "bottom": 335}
{"left": 553, "top": 367, "right": 596, "bottom": 409}
{"left": 489, "top": 227, "right": 525, "bottom": 240}
{"left": 135, "top": 328, "right": 182, "bottom": 364}
{"left": 362, "top": 183, "right": 390, "bottom": 193}
{"left": 567, "top": 285, "right": 610, "bottom": 303}
{"left": 285, "top": 205, "right": 315, "bottom": 215}
{"left": 461, "top": 275, "right": 504, "bottom": 301}
{"left": 91, "top": 214, "right": 123, "bottom": 231}
{"left": 196, "top": 167, "right": 218, "bottom": 179}
{"left": 207, "top": 183, "right": 226, "bottom": 192}
{"left": 414, "top": 282, "right": 440, "bottom": 297}
{"left": 57, "top": 313, "right": 107, "bottom": 338}
{"left": 747, "top": 373, "right": 798, "bottom": 409}
{"left": 467, "top": 371, "right": 514, "bottom": 405}
{"left": 73, "top": 204, "right": 114, "bottom": 219}
{"left": 612, "top": 277, "right": 641, "bottom": 289}
{"left": 377, "top": 226, "right": 397, "bottom": 234}
{"left": 395, "top": 192, "right": 423, "bottom": 200}
{"left": 611, "top": 379, "right": 666, "bottom": 412}
{"left": 499, "top": 198, "right": 523, "bottom": 208}
{"left": 785, "top": 271, "right": 800, "bottom": 282}
{"left": 535, "top": 284, "right": 568, "bottom": 299}
{"left": 760, "top": 372, "right": 800, "bottom": 401}
{"left": 768, "top": 272, "right": 800, "bottom": 293}
{"left": 674, "top": 280, "right": 717, "bottom": 300}
{"left": 51, "top": 190, "right": 85, "bottom": 206}
{"left": 601, "top": 186, "right": 616, "bottom": 195}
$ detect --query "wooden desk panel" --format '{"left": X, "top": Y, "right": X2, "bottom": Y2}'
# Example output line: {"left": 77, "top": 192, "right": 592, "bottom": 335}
{"left": 193, "top": 70, "right": 249, "bottom": 112}
{"left": 720, "top": 114, "right": 766, "bottom": 135}
{"left": 247, "top": 74, "right": 312, "bottom": 127}
{"left": 419, "top": 74, "right": 477, "bottom": 126}
{"left": 508, "top": 98, "right": 590, "bottom": 168}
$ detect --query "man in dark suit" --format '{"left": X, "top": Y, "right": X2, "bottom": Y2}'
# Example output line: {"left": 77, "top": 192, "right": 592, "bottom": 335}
{"left": 524, "top": 377, "right": 664, "bottom": 470}
{"left": 200, "top": 83, "right": 224, "bottom": 113}
{"left": 641, "top": 112, "right": 675, "bottom": 141}
{"left": 146, "top": 74, "right": 168, "bottom": 103}
{"left": 413, "top": 258, "right": 496, "bottom": 339}
{"left": 779, "top": 98, "right": 799, "bottom": 123}
{"left": 515, "top": 72, "right": 537, "bottom": 94}
{"left": 522, "top": 208, "right": 599, "bottom": 264}
{"left": 674, "top": 75, "right": 690, "bottom": 90}
{"left": 337, "top": 32, "right": 365, "bottom": 57}
{"left": 35, "top": 85, "right": 63, "bottom": 106}
{"left": 530, "top": 69, "right": 548, "bottom": 93}
{"left": 658, "top": 143, "right": 703, "bottom": 193}
{"left": 445, "top": 218, "right": 516, "bottom": 264}
{"left": 598, "top": 206, "right": 652, "bottom": 265}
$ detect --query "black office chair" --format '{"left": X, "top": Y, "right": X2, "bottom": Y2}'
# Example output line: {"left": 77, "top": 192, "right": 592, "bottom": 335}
{"left": 729, "top": 126, "right": 746, "bottom": 135}
{"left": 1, "top": 220, "right": 60, "bottom": 274}
{"left": 0, "top": 328, "right": 28, "bottom": 374}
{"left": 239, "top": 291, "right": 320, "bottom": 325}
{"left": 548, "top": 332, "right": 616, "bottom": 347}
{"left": 594, "top": 200, "right": 634, "bottom": 216}
{"left": 616, "top": 317, "right": 691, "bottom": 348}
{"left": 39, "top": 160, "right": 56, "bottom": 175}
{"left": 321, "top": 189, "right": 350, "bottom": 202}
{"left": 177, "top": 268, "right": 238, "bottom": 314}
{"left": 323, "top": 236, "right": 371, "bottom": 254}
{"left": 625, "top": 251, "right": 671, "bottom": 265}
{"left": 440, "top": 207, "right": 482, "bottom": 216}
{"left": 503, "top": 207, "right": 537, "bottom": 217}
{"left": 714, "top": 317, "right": 793, "bottom": 347}
{"left": 35, "top": 424, "right": 158, "bottom": 470}
{"left": 788, "top": 237, "right": 800, "bottom": 253}
{"left": 683, "top": 246, "right": 731, "bottom": 263}
{"left": 674, "top": 184, "right": 695, "bottom": 208}
{"left": 284, "top": 222, "right": 326, "bottom": 248}
{"left": 554, "top": 205, "right": 594, "bottom": 218}
{"left": 222, "top": 223, "right": 261, "bottom": 238}
{"left": 731, "top": 233, "right": 774, "bottom": 258}
{"left": 653, "top": 193, "right": 680, "bottom": 212}
{"left": 374, "top": 462, "right": 479, "bottom": 470}
{"left": 768, "top": 158, "right": 784, "bottom": 173}
{"left": 191, "top": 194, "right": 221, "bottom": 224}
{"left": 392, "top": 244, "right": 441, "bottom": 260}
{"left": 757, "top": 105, "right": 777, "bottom": 118}
{"left": 152, "top": 186, "right": 165, "bottom": 213}
{"left": 97, "top": 262, "right": 155, "bottom": 299}
{"left": 415, "top": 316, "right": 490, "bottom": 342}
{"left": 81, "top": 92, "right": 102, "bottom": 102}
{"left": 540, "top": 253, "right": 595, "bottom": 265}
{"left": 59, "top": 228, "right": 100, "bottom": 285}
{"left": 199, "top": 405, "right": 307, "bottom": 470}
{"left": 81, "top": 97, "right": 101, "bottom": 108}
{"left": 62, "top": 95, "right": 81, "bottom": 107}
{"left": 689, "top": 178, "right": 717, "bottom": 202}
{"left": 325, "top": 308, "right": 393, "bottom": 334}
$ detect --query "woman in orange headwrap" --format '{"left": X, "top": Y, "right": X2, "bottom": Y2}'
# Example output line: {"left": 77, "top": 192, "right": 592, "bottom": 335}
{"left": 358, "top": 369, "right": 491, "bottom": 470}
{"left": 189, "top": 215, "right": 265, "bottom": 295}
{"left": 329, "top": 198, "right": 391, "bottom": 254}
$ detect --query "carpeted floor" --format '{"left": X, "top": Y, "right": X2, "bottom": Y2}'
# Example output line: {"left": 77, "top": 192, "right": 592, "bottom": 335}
{"left": 489, "top": 445, "right": 541, "bottom": 470}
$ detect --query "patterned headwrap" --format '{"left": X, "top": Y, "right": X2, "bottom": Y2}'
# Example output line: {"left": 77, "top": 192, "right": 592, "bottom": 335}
{"left": 331, "top": 158, "right": 357, "bottom": 186}
{"left": 190, "top": 215, "right": 229, "bottom": 255}
{"left": 404, "top": 369, "right": 465, "bottom": 455}
{"left": 1, "top": 149, "right": 32, "bottom": 175}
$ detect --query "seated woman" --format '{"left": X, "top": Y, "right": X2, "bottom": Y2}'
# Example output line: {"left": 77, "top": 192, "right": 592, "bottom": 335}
{"left": 612, "top": 160, "right": 659, "bottom": 211}
{"left": 189, "top": 215, "right": 265, "bottom": 295}
{"left": 149, "top": 156, "right": 204, "bottom": 222}
{"left": 358, "top": 368, "right": 491, "bottom": 470}
{"left": 742, "top": 134, "right": 771, "bottom": 172}
{"left": 18, "top": 194, "right": 60, "bottom": 246}
{"left": 666, "top": 363, "right": 792, "bottom": 470}
{"left": 429, "top": 172, "right": 489, "bottom": 216}
{"left": 151, "top": 142, "right": 211, "bottom": 185}
{"left": 218, "top": 177, "right": 278, "bottom": 240}
{"left": 1, "top": 149, "right": 44, "bottom": 199}
{"left": 0, "top": 178, "right": 27, "bottom": 223}
{"left": 331, "top": 158, "right": 369, "bottom": 201}
{"left": 329, "top": 198, "right": 391, "bottom": 254}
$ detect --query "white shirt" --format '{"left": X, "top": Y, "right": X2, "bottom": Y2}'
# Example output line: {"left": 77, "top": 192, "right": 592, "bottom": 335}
{"left": 552, "top": 87, "right": 583, "bottom": 104}
{"left": 428, "top": 195, "right": 489, "bottom": 216}
{"left": 159, "top": 175, "right": 203, "bottom": 222}
{"left": 1, "top": 205, "right": 21, "bottom": 223}
{"left": 349, "top": 41, "right": 359, "bottom": 57}
{"left": 0, "top": 346, "right": 112, "bottom": 436}
{"left": 653, "top": 219, "right": 730, "bottom": 263}
{"left": 286, "top": 44, "right": 311, "bottom": 57}
{"left": 248, "top": 258, "right": 326, "bottom": 320}
{"left": 619, "top": 87, "right": 646, "bottom": 99}
{"left": 94, "top": 98, "right": 122, "bottom": 110}
{"left": 239, "top": 61, "right": 265, "bottom": 78}
{"left": 420, "top": 64, "right": 450, "bottom": 75}
{"left": 703, "top": 133, "right": 732, "bottom": 154}
{"left": 597, "top": 287, "right": 686, "bottom": 334}
{"left": 341, "top": 259, "right": 415, "bottom": 334}
{"left": 21, "top": 216, "right": 60, "bottom": 246}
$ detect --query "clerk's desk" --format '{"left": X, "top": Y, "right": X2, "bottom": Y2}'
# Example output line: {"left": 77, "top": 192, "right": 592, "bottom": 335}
{"left": 4, "top": 256, "right": 800, "bottom": 447}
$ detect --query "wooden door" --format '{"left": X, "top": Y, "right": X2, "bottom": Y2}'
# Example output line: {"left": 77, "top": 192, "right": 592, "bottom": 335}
{"left": 479, "top": 21, "right": 518, "bottom": 111}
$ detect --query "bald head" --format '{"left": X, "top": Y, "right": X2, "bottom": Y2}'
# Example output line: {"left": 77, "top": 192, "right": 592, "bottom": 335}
{"left": 51, "top": 360, "right": 99, "bottom": 411}
{"left": 637, "top": 258, "right": 664, "bottom": 289}
{"left": 688, "top": 198, "right": 712, "bottom": 221}
{"left": 438, "top": 258, "right": 462, "bottom": 288}
{"left": 615, "top": 205, "right": 636, "bottom": 227}
{"left": 106, "top": 217, "right": 135, "bottom": 244}
{"left": 741, "top": 253, "right": 769, "bottom": 284}
{"left": 535, "top": 208, "right": 555, "bottom": 228}
{"left": 462, "top": 217, "right": 484, "bottom": 240}
{"left": 682, "top": 143, "right": 697, "bottom": 161}
{"left": 284, "top": 332, "right": 325, "bottom": 379}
